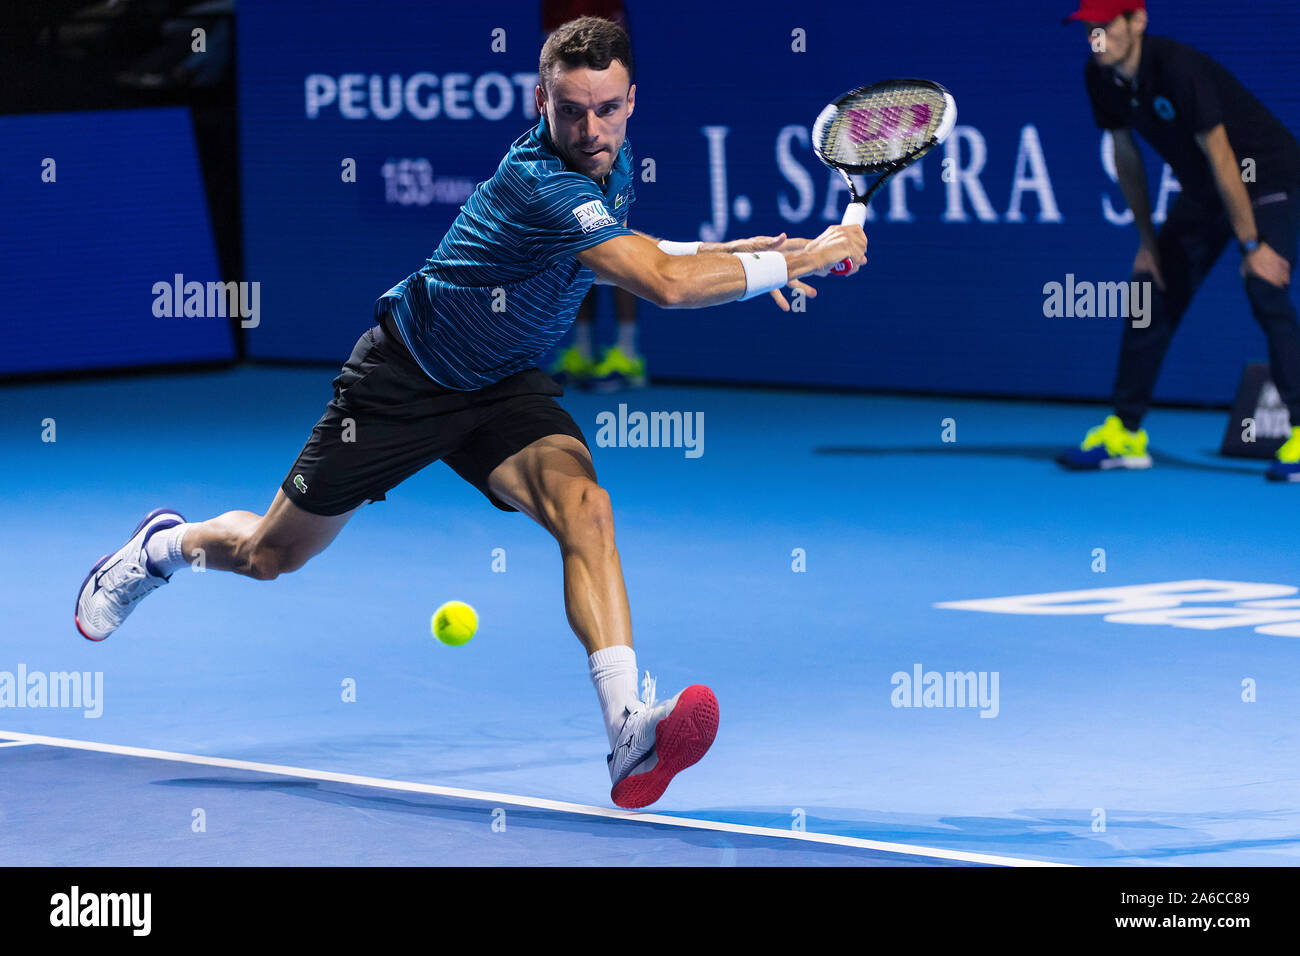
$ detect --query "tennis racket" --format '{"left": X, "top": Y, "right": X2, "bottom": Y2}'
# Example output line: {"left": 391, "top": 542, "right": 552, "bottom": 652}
{"left": 811, "top": 79, "right": 957, "bottom": 276}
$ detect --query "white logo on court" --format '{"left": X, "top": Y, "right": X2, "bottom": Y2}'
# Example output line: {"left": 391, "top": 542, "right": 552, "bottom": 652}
{"left": 937, "top": 580, "right": 1300, "bottom": 638}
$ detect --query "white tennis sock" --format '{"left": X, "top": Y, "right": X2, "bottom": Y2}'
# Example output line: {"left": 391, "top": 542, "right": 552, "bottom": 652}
{"left": 144, "top": 522, "right": 193, "bottom": 578}
{"left": 589, "top": 644, "right": 639, "bottom": 749}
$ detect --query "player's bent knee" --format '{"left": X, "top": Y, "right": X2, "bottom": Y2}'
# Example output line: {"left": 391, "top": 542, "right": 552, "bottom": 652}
{"left": 554, "top": 481, "right": 615, "bottom": 549}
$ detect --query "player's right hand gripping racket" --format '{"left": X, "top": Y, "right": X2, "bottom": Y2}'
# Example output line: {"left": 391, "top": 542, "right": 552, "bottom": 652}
{"left": 811, "top": 79, "right": 957, "bottom": 275}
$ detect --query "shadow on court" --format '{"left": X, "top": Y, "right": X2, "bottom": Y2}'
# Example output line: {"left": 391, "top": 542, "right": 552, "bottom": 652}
{"left": 811, "top": 443, "right": 1267, "bottom": 476}
{"left": 149, "top": 775, "right": 964, "bottom": 865}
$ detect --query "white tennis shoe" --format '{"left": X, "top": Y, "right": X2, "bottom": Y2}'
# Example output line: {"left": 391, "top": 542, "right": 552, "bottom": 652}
{"left": 608, "top": 672, "right": 719, "bottom": 809}
{"left": 75, "top": 507, "right": 186, "bottom": 641}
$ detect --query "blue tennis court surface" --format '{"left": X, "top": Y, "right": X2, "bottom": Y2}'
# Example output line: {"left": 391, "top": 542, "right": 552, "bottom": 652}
{"left": 0, "top": 736, "right": 1006, "bottom": 866}
{"left": 3, "top": 367, "right": 1298, "bottom": 866}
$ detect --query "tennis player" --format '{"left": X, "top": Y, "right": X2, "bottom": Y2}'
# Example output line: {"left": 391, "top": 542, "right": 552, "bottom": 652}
{"left": 75, "top": 16, "right": 867, "bottom": 808}
{"left": 1056, "top": 0, "right": 1300, "bottom": 480}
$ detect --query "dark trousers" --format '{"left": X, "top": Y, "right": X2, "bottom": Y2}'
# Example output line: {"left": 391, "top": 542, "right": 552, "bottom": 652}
{"left": 1113, "top": 186, "right": 1300, "bottom": 430}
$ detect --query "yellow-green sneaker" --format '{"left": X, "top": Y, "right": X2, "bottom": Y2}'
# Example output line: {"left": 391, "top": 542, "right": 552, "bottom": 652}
{"left": 548, "top": 346, "right": 595, "bottom": 389}
{"left": 1056, "top": 415, "right": 1152, "bottom": 470}
{"left": 1266, "top": 426, "right": 1300, "bottom": 482}
{"left": 589, "top": 346, "right": 646, "bottom": 392}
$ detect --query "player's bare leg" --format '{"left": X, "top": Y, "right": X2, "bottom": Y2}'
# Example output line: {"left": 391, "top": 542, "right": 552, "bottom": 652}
{"left": 485, "top": 434, "right": 630, "bottom": 653}
{"left": 487, "top": 434, "right": 718, "bottom": 808}
{"left": 179, "top": 490, "right": 359, "bottom": 580}
{"left": 76, "top": 491, "right": 358, "bottom": 640}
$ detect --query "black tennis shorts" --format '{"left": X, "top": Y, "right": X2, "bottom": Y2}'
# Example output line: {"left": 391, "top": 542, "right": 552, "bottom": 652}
{"left": 280, "top": 315, "right": 590, "bottom": 516}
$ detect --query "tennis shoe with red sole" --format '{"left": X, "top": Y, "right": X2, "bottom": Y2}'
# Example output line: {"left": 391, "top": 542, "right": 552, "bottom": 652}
{"left": 608, "top": 673, "right": 719, "bottom": 809}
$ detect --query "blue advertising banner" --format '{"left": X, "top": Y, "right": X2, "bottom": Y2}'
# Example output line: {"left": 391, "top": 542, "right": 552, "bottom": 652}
{"left": 0, "top": 108, "right": 233, "bottom": 376}
{"left": 238, "top": 0, "right": 1300, "bottom": 404}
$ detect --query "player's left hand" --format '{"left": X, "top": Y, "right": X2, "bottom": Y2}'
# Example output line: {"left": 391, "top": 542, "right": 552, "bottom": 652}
{"left": 1242, "top": 243, "right": 1291, "bottom": 288}
{"left": 769, "top": 277, "right": 818, "bottom": 312}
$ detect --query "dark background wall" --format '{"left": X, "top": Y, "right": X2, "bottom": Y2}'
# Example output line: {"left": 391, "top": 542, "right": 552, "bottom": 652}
{"left": 6, "top": 0, "right": 1300, "bottom": 408}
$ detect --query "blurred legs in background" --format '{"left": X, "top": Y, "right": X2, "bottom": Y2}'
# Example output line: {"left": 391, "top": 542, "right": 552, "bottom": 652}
{"left": 550, "top": 279, "right": 645, "bottom": 392}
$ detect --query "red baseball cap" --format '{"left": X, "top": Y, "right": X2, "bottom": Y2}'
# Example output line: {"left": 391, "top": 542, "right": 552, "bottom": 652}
{"left": 1063, "top": 0, "right": 1144, "bottom": 24}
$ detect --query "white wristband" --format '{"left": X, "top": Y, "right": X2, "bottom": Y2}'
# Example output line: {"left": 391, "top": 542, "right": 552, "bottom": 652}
{"left": 733, "top": 251, "right": 788, "bottom": 300}
{"left": 657, "top": 239, "right": 702, "bottom": 256}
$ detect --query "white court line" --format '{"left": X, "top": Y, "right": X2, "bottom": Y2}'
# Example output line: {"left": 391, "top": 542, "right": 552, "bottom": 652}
{"left": 0, "top": 729, "right": 1070, "bottom": 867}
{"left": 0, "top": 741, "right": 33, "bottom": 748}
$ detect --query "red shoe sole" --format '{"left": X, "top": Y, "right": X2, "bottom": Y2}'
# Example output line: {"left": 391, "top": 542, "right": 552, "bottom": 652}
{"left": 611, "top": 684, "right": 719, "bottom": 809}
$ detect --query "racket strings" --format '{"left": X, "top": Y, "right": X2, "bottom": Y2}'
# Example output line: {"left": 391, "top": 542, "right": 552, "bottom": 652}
{"left": 817, "top": 86, "right": 947, "bottom": 169}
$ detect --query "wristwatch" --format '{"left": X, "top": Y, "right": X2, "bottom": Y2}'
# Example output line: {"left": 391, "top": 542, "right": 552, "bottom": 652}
{"left": 1240, "top": 236, "right": 1265, "bottom": 255}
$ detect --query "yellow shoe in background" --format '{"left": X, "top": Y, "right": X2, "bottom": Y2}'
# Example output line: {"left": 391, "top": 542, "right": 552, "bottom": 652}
{"left": 1267, "top": 425, "right": 1300, "bottom": 482}
{"left": 1057, "top": 415, "right": 1152, "bottom": 470}
{"left": 589, "top": 346, "right": 646, "bottom": 392}
{"left": 548, "top": 346, "right": 595, "bottom": 389}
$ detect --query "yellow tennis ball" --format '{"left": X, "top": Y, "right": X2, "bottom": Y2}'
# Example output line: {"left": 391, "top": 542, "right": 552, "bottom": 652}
{"left": 432, "top": 601, "right": 478, "bottom": 646}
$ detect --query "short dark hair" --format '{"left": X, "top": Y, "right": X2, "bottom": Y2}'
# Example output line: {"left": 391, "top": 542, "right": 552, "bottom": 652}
{"left": 539, "top": 16, "right": 634, "bottom": 97}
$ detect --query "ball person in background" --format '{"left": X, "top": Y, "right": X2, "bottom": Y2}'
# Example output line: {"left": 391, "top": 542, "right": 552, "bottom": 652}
{"left": 1056, "top": 0, "right": 1300, "bottom": 480}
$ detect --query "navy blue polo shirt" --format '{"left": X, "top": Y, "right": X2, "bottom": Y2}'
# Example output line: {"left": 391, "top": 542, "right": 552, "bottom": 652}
{"left": 1084, "top": 34, "right": 1300, "bottom": 199}
{"left": 375, "top": 112, "right": 637, "bottom": 390}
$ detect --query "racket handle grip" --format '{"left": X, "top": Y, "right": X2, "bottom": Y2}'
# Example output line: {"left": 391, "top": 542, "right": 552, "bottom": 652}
{"left": 831, "top": 201, "right": 867, "bottom": 276}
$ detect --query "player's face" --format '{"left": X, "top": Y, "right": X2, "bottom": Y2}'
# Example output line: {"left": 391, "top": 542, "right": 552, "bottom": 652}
{"left": 539, "top": 61, "right": 635, "bottom": 182}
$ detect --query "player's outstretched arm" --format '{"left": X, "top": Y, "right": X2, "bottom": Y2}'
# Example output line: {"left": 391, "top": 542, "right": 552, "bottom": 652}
{"left": 577, "top": 234, "right": 687, "bottom": 308}
{"left": 629, "top": 230, "right": 814, "bottom": 310}
{"left": 578, "top": 227, "right": 864, "bottom": 310}
{"left": 632, "top": 228, "right": 810, "bottom": 255}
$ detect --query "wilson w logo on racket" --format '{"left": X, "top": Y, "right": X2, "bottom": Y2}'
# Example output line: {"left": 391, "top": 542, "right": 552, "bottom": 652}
{"left": 843, "top": 103, "right": 935, "bottom": 145}
{"left": 812, "top": 79, "right": 957, "bottom": 274}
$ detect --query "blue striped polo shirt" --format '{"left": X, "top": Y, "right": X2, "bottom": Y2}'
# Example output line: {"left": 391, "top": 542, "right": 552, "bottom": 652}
{"left": 375, "top": 112, "right": 637, "bottom": 389}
